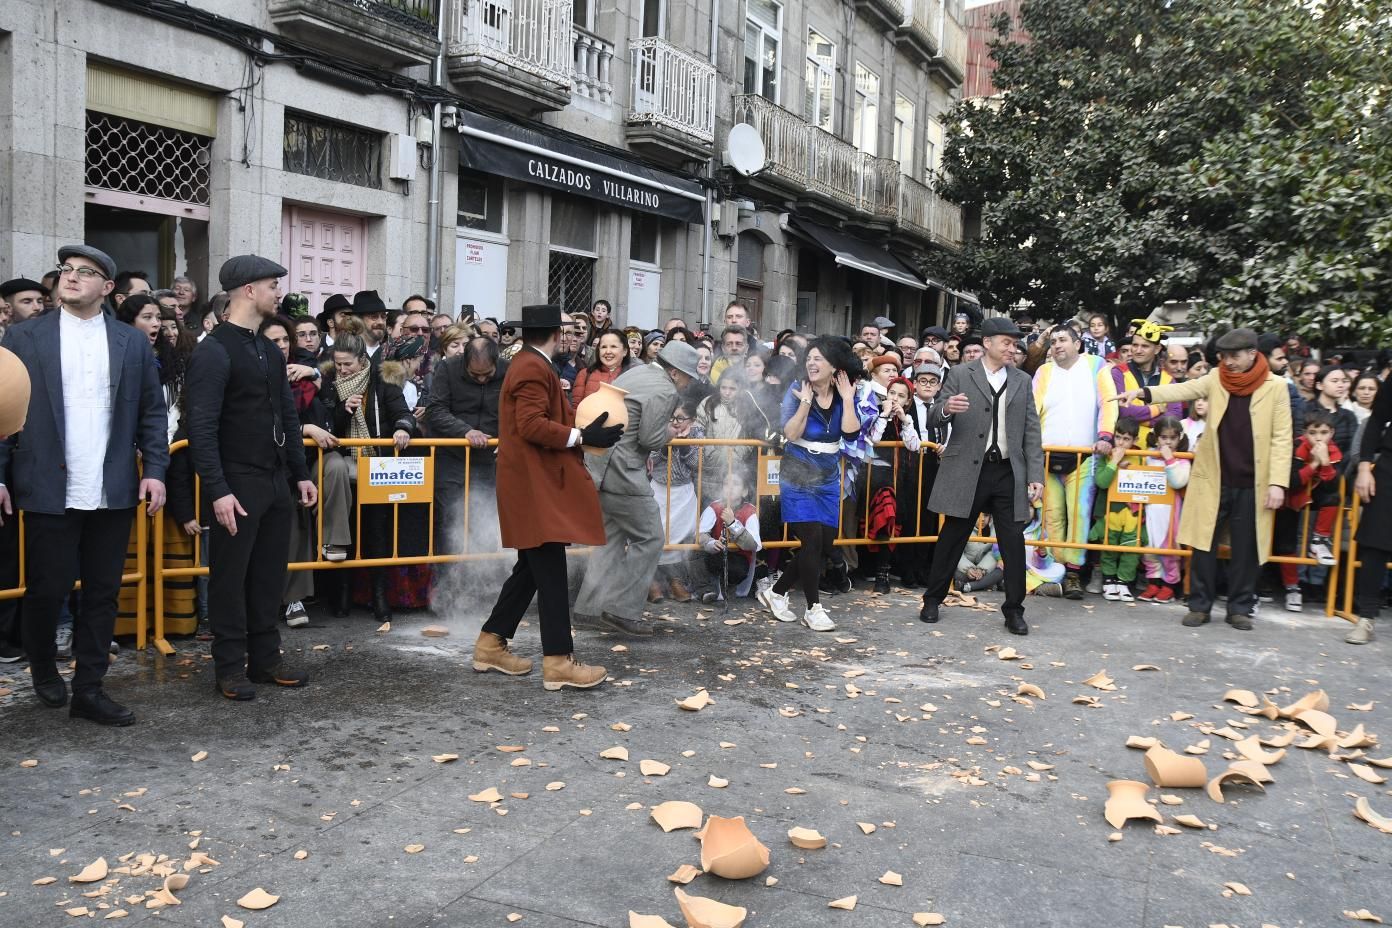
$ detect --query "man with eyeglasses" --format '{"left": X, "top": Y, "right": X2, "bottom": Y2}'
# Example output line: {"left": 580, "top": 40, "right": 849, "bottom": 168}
{"left": 401, "top": 312, "right": 432, "bottom": 341}
{"left": 172, "top": 277, "right": 199, "bottom": 321}
{"left": 0, "top": 244, "right": 169, "bottom": 725}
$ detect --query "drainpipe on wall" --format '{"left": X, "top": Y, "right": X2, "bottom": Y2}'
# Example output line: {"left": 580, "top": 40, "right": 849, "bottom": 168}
{"left": 701, "top": 0, "right": 722, "bottom": 327}
{"left": 424, "top": 5, "right": 446, "bottom": 304}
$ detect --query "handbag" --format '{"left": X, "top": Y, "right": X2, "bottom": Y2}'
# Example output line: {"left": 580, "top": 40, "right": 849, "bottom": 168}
{"left": 1047, "top": 450, "right": 1080, "bottom": 476}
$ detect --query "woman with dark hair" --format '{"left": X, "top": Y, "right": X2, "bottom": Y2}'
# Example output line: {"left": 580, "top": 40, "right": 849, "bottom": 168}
{"left": 1350, "top": 372, "right": 1379, "bottom": 423}
{"left": 695, "top": 370, "right": 768, "bottom": 499}
{"left": 571, "top": 330, "right": 632, "bottom": 406}
{"left": 649, "top": 397, "right": 704, "bottom": 603}
{"left": 641, "top": 330, "right": 666, "bottom": 363}
{"left": 756, "top": 337, "right": 868, "bottom": 632}
{"left": 666, "top": 327, "right": 690, "bottom": 344}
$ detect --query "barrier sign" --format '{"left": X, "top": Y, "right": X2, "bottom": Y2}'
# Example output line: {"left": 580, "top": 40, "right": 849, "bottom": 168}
{"left": 759, "top": 454, "right": 781, "bottom": 498}
{"left": 1107, "top": 465, "right": 1175, "bottom": 507}
{"left": 357, "top": 455, "right": 434, "bottom": 504}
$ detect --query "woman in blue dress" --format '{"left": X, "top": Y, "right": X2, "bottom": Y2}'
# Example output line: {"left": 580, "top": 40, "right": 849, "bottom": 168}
{"left": 756, "top": 337, "right": 866, "bottom": 631}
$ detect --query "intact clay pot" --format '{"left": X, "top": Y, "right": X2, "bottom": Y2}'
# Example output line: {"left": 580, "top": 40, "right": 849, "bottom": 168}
{"left": 1144, "top": 746, "right": 1208, "bottom": 788}
{"left": 0, "top": 348, "right": 31, "bottom": 436}
{"left": 699, "top": 815, "right": 770, "bottom": 880}
{"left": 574, "top": 381, "right": 630, "bottom": 455}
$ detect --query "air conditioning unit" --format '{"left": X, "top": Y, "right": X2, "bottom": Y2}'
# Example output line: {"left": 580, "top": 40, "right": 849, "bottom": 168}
{"left": 714, "top": 200, "right": 739, "bottom": 238}
{"left": 388, "top": 133, "right": 417, "bottom": 181}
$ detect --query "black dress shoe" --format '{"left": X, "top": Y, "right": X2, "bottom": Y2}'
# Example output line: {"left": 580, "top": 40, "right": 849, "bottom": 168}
{"left": 919, "top": 601, "right": 940, "bottom": 624}
{"left": 216, "top": 673, "right": 256, "bottom": 701}
{"left": 69, "top": 689, "right": 135, "bottom": 726}
{"left": 33, "top": 675, "right": 69, "bottom": 708}
{"left": 570, "top": 612, "right": 605, "bottom": 631}
{"left": 247, "top": 663, "right": 310, "bottom": 688}
{"left": 1004, "top": 612, "right": 1029, "bottom": 636}
{"left": 598, "top": 612, "right": 653, "bottom": 636}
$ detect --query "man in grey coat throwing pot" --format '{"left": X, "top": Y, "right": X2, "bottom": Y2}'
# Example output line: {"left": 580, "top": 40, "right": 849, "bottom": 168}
{"left": 919, "top": 316, "right": 1045, "bottom": 635}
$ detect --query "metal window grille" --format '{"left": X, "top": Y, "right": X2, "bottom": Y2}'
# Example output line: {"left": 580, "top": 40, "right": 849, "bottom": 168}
{"left": 85, "top": 113, "right": 211, "bottom": 205}
{"left": 548, "top": 251, "right": 595, "bottom": 316}
{"left": 283, "top": 112, "right": 382, "bottom": 189}
{"left": 333, "top": 0, "right": 437, "bottom": 35}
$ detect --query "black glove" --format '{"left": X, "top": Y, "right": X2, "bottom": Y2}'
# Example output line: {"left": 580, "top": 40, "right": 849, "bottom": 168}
{"left": 579, "top": 411, "right": 624, "bottom": 449}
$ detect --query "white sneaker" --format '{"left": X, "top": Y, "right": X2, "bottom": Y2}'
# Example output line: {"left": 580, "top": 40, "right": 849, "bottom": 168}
{"left": 801, "top": 603, "right": 836, "bottom": 632}
{"left": 322, "top": 544, "right": 348, "bottom": 562}
{"left": 1285, "top": 588, "right": 1303, "bottom": 613}
{"left": 55, "top": 626, "right": 74, "bottom": 660}
{"left": 1085, "top": 574, "right": 1104, "bottom": 595}
{"left": 757, "top": 587, "right": 798, "bottom": 622}
{"left": 1116, "top": 585, "right": 1135, "bottom": 603}
{"left": 1309, "top": 539, "right": 1336, "bottom": 567}
{"left": 1103, "top": 583, "right": 1120, "bottom": 602}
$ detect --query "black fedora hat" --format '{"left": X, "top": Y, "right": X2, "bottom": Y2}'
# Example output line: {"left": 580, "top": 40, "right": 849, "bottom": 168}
{"left": 349, "top": 290, "right": 388, "bottom": 315}
{"left": 324, "top": 293, "right": 351, "bottom": 314}
{"left": 505, "top": 304, "right": 563, "bottom": 331}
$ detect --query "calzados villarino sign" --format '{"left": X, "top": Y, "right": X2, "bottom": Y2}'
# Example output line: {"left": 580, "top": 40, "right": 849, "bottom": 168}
{"left": 1107, "top": 465, "right": 1176, "bottom": 507}
{"left": 458, "top": 111, "right": 705, "bottom": 224}
{"left": 356, "top": 456, "right": 434, "bottom": 505}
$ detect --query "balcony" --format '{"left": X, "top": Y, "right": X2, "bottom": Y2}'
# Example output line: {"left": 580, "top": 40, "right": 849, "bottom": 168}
{"left": 932, "top": 14, "right": 968, "bottom": 85}
{"left": 930, "top": 187, "right": 963, "bottom": 247}
{"left": 733, "top": 94, "right": 901, "bottom": 223}
{"left": 894, "top": 0, "right": 941, "bottom": 64}
{"left": 447, "top": 0, "right": 574, "bottom": 113}
{"left": 625, "top": 37, "right": 717, "bottom": 165}
{"left": 270, "top": 0, "right": 440, "bottom": 67}
{"left": 855, "top": 0, "right": 906, "bottom": 32}
{"left": 894, "top": 174, "right": 961, "bottom": 248}
{"left": 573, "top": 26, "right": 614, "bottom": 104}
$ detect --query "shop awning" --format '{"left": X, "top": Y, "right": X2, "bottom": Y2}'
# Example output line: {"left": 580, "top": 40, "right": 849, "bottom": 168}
{"left": 787, "top": 218, "right": 927, "bottom": 290}
{"left": 457, "top": 109, "right": 705, "bottom": 224}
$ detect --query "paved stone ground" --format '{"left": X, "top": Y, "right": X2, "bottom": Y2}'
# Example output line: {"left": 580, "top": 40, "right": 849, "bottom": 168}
{"left": 2, "top": 580, "right": 1390, "bottom": 928}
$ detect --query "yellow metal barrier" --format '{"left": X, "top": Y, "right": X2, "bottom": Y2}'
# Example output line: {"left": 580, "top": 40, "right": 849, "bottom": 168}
{"left": 1338, "top": 494, "right": 1392, "bottom": 625}
{"left": 146, "top": 436, "right": 1356, "bottom": 646}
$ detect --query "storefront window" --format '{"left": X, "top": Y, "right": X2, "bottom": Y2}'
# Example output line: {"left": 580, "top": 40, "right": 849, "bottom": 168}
{"left": 458, "top": 170, "right": 505, "bottom": 233}
{"left": 630, "top": 213, "right": 660, "bottom": 264}
{"left": 550, "top": 193, "right": 597, "bottom": 254}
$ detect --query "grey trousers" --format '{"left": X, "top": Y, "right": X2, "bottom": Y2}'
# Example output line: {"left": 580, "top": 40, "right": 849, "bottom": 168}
{"left": 574, "top": 491, "right": 664, "bottom": 621}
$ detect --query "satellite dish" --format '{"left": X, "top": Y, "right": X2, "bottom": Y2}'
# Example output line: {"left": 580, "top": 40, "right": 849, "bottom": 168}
{"left": 724, "top": 123, "right": 767, "bottom": 177}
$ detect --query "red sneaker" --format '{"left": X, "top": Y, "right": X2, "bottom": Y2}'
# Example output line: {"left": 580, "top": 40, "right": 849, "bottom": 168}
{"left": 1153, "top": 586, "right": 1175, "bottom": 603}
{"left": 1137, "top": 584, "right": 1161, "bottom": 603}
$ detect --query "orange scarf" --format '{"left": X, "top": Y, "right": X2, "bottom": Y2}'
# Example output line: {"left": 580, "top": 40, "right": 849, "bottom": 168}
{"left": 1218, "top": 351, "right": 1269, "bottom": 397}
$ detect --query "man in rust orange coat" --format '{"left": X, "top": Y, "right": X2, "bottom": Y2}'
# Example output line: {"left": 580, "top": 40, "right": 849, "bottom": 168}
{"left": 472, "top": 304, "right": 623, "bottom": 690}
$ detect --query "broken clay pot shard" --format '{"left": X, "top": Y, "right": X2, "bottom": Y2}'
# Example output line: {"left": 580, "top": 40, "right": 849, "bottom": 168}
{"left": 699, "top": 816, "right": 770, "bottom": 880}
{"left": 674, "top": 887, "right": 747, "bottom": 928}
{"left": 1104, "top": 780, "right": 1163, "bottom": 829}
{"left": 1206, "top": 765, "right": 1268, "bottom": 803}
{"left": 651, "top": 801, "right": 704, "bottom": 833}
{"left": 1143, "top": 746, "right": 1208, "bottom": 789}
{"left": 787, "top": 827, "right": 827, "bottom": 850}
{"left": 70, "top": 857, "right": 109, "bottom": 883}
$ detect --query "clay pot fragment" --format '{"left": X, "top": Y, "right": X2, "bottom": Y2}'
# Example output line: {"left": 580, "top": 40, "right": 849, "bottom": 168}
{"left": 1144, "top": 747, "right": 1207, "bottom": 788}
{"left": 699, "top": 816, "right": 770, "bottom": 879}
{"left": 651, "top": 802, "right": 704, "bottom": 832}
{"left": 1235, "top": 736, "right": 1285, "bottom": 766}
{"left": 1206, "top": 765, "right": 1267, "bottom": 803}
{"left": 787, "top": 827, "right": 827, "bottom": 849}
{"left": 674, "top": 887, "right": 747, "bottom": 928}
{"left": 1104, "top": 780, "right": 1163, "bottom": 829}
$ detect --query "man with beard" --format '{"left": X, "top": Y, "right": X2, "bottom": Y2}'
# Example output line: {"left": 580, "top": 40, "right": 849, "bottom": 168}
{"left": 186, "top": 255, "right": 317, "bottom": 700}
{"left": 347, "top": 290, "right": 390, "bottom": 363}
{"left": 1112, "top": 319, "right": 1184, "bottom": 446}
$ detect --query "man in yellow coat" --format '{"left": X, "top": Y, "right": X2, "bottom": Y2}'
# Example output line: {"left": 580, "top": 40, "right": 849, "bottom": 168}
{"left": 1118, "top": 328, "right": 1291, "bottom": 630}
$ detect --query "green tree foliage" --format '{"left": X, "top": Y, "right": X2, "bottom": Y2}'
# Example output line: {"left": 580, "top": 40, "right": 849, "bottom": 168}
{"left": 938, "top": 0, "right": 1392, "bottom": 345}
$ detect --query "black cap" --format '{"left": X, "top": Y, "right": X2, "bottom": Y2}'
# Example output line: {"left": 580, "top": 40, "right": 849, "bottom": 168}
{"left": 349, "top": 290, "right": 388, "bottom": 315}
{"left": 921, "top": 325, "right": 948, "bottom": 341}
{"left": 1215, "top": 327, "right": 1259, "bottom": 352}
{"left": 57, "top": 244, "right": 117, "bottom": 280}
{"left": 506, "top": 304, "right": 563, "bottom": 330}
{"left": 0, "top": 278, "right": 49, "bottom": 298}
{"left": 979, "top": 316, "right": 1024, "bottom": 338}
{"left": 1256, "top": 333, "right": 1283, "bottom": 357}
{"left": 219, "top": 254, "right": 288, "bottom": 292}
{"left": 323, "top": 293, "right": 352, "bottom": 314}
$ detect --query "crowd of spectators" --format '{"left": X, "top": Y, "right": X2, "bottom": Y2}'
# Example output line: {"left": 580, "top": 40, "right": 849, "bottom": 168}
{"left": 2, "top": 254, "right": 1391, "bottom": 677}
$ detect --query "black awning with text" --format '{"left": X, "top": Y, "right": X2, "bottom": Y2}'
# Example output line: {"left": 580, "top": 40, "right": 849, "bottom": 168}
{"left": 457, "top": 109, "right": 705, "bottom": 224}
{"left": 788, "top": 217, "right": 927, "bottom": 290}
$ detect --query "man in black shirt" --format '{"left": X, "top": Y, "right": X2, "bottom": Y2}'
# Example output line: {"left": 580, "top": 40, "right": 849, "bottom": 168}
{"left": 1349, "top": 376, "right": 1392, "bottom": 644}
{"left": 426, "top": 336, "right": 507, "bottom": 553}
{"left": 186, "top": 255, "right": 318, "bottom": 700}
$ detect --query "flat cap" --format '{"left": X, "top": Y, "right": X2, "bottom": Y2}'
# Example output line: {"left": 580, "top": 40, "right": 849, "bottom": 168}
{"left": 0, "top": 278, "right": 49, "bottom": 298}
{"left": 921, "top": 325, "right": 948, "bottom": 341}
{"left": 57, "top": 244, "right": 116, "bottom": 280}
{"left": 980, "top": 316, "right": 1024, "bottom": 338}
{"left": 657, "top": 340, "right": 701, "bottom": 380}
{"left": 914, "top": 362, "right": 945, "bottom": 380}
{"left": 219, "top": 254, "right": 287, "bottom": 292}
{"left": 1215, "top": 327, "right": 1258, "bottom": 352}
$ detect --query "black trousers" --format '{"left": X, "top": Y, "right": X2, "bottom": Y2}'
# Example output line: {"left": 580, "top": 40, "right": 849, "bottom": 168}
{"left": 923, "top": 459, "right": 1027, "bottom": 617}
{"left": 482, "top": 542, "right": 574, "bottom": 656}
{"left": 23, "top": 507, "right": 135, "bottom": 693}
{"left": 773, "top": 521, "right": 838, "bottom": 608}
{"left": 1355, "top": 545, "right": 1388, "bottom": 621}
{"left": 1190, "top": 485, "right": 1258, "bottom": 618}
{"left": 208, "top": 468, "right": 293, "bottom": 680}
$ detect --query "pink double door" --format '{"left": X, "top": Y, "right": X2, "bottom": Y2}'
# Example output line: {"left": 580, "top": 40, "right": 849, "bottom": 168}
{"left": 281, "top": 206, "right": 366, "bottom": 316}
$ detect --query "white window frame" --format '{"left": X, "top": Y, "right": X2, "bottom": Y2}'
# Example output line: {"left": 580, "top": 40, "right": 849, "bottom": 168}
{"left": 852, "top": 62, "right": 880, "bottom": 156}
{"left": 804, "top": 28, "right": 836, "bottom": 132}
{"left": 744, "top": 0, "right": 783, "bottom": 104}
{"left": 893, "top": 94, "right": 915, "bottom": 175}
{"left": 924, "top": 116, "right": 945, "bottom": 182}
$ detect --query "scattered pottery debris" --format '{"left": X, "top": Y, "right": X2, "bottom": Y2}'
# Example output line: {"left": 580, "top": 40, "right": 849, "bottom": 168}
{"left": 828, "top": 895, "right": 857, "bottom": 910}
{"left": 787, "top": 827, "right": 827, "bottom": 849}
{"left": 1207, "top": 766, "right": 1267, "bottom": 803}
{"left": 878, "top": 870, "right": 903, "bottom": 886}
{"left": 1354, "top": 797, "right": 1392, "bottom": 834}
{"left": 236, "top": 888, "right": 280, "bottom": 911}
{"left": 468, "top": 787, "right": 503, "bottom": 803}
{"left": 601, "top": 746, "right": 631, "bottom": 761}
{"left": 420, "top": 625, "right": 449, "bottom": 637}
{"left": 913, "top": 915, "right": 946, "bottom": 927}
{"left": 1084, "top": 671, "right": 1117, "bottom": 691}
{"left": 629, "top": 914, "right": 678, "bottom": 928}
{"left": 1144, "top": 746, "right": 1208, "bottom": 789}
{"left": 1223, "top": 689, "right": 1259, "bottom": 708}
{"left": 70, "top": 858, "right": 109, "bottom": 883}
{"left": 1104, "top": 780, "right": 1163, "bottom": 829}
{"left": 652, "top": 801, "right": 704, "bottom": 832}
{"left": 677, "top": 690, "right": 713, "bottom": 711}
{"left": 674, "top": 887, "right": 747, "bottom": 928}
{"left": 190, "top": 751, "right": 208, "bottom": 763}
{"left": 432, "top": 754, "right": 459, "bottom": 764}
{"left": 641, "top": 760, "right": 672, "bottom": 777}
{"left": 667, "top": 864, "right": 702, "bottom": 884}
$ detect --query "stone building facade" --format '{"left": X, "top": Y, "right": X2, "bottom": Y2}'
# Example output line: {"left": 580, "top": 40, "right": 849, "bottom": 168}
{"left": 0, "top": 0, "right": 969, "bottom": 335}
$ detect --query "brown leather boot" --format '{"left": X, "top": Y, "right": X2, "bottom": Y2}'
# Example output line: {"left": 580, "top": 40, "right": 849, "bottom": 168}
{"left": 472, "top": 632, "right": 533, "bottom": 676}
{"left": 647, "top": 582, "right": 665, "bottom": 603}
{"left": 667, "top": 577, "right": 692, "bottom": 603}
{"left": 542, "top": 654, "right": 607, "bottom": 691}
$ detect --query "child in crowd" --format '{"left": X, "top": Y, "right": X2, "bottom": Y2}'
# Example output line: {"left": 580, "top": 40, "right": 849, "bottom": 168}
{"left": 1287, "top": 407, "right": 1343, "bottom": 574}
{"left": 955, "top": 515, "right": 1000, "bottom": 594}
{"left": 648, "top": 399, "right": 704, "bottom": 603}
{"left": 1092, "top": 417, "right": 1142, "bottom": 602}
{"left": 1138, "top": 416, "right": 1190, "bottom": 604}
{"left": 1182, "top": 397, "right": 1207, "bottom": 449}
{"left": 697, "top": 471, "right": 763, "bottom": 602}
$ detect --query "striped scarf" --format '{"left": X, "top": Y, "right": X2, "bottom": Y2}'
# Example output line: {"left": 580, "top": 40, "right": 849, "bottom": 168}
{"left": 334, "top": 366, "right": 374, "bottom": 458}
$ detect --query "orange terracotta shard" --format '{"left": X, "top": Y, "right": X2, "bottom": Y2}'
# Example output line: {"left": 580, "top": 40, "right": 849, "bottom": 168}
{"left": 674, "top": 887, "right": 747, "bottom": 928}
{"left": 1104, "top": 780, "right": 1163, "bottom": 828}
{"left": 1206, "top": 766, "right": 1267, "bottom": 803}
{"left": 699, "top": 816, "right": 769, "bottom": 879}
{"left": 236, "top": 888, "right": 280, "bottom": 911}
{"left": 1144, "top": 747, "right": 1207, "bottom": 788}
{"left": 651, "top": 801, "right": 704, "bottom": 832}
